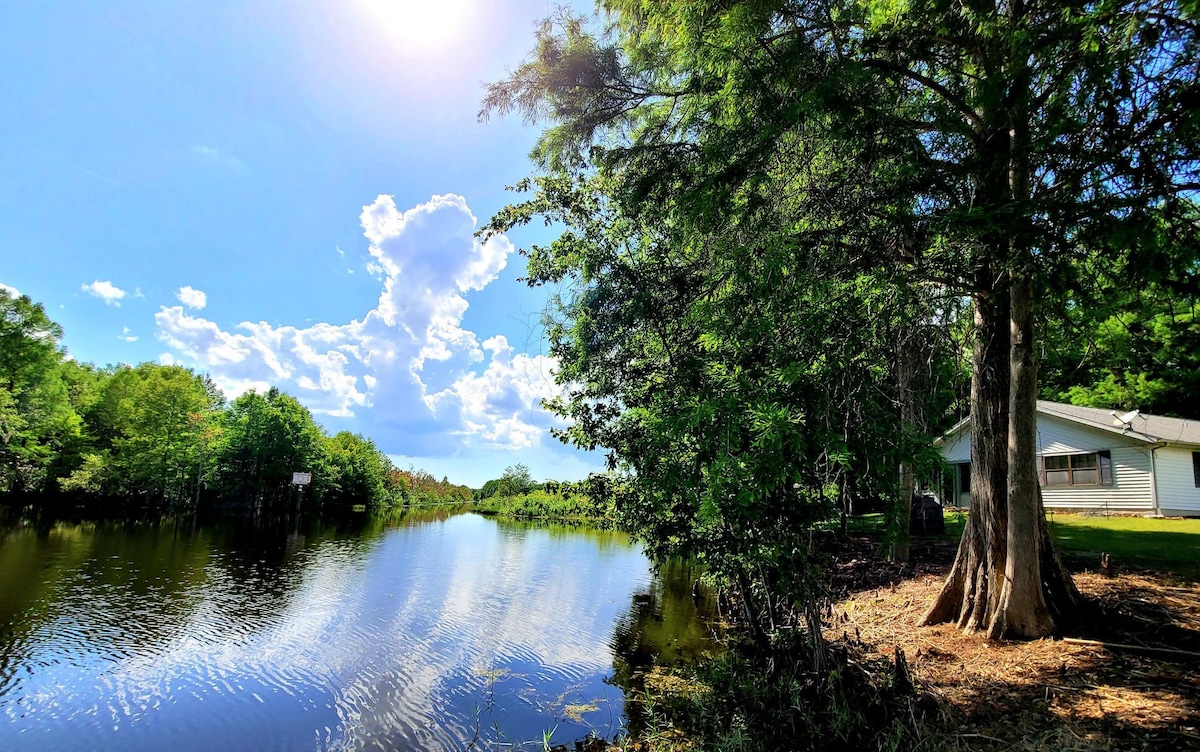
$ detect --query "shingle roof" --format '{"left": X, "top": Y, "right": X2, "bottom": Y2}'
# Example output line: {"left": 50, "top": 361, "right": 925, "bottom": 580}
{"left": 1036, "top": 400, "right": 1200, "bottom": 447}
{"left": 938, "top": 401, "right": 1200, "bottom": 447}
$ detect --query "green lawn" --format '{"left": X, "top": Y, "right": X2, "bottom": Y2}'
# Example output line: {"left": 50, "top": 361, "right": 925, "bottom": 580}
{"left": 1044, "top": 512, "right": 1200, "bottom": 577}
{"left": 839, "top": 510, "right": 1200, "bottom": 578}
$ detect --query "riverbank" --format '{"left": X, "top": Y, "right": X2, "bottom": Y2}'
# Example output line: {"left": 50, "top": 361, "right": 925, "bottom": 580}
{"left": 604, "top": 514, "right": 1200, "bottom": 752}
{"left": 471, "top": 490, "right": 611, "bottom": 523}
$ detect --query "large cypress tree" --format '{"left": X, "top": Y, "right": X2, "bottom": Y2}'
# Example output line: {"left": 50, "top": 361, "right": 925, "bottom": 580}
{"left": 486, "top": 0, "right": 1199, "bottom": 639}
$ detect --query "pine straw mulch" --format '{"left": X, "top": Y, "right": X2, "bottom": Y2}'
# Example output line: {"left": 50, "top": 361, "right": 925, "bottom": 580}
{"left": 826, "top": 546, "right": 1200, "bottom": 752}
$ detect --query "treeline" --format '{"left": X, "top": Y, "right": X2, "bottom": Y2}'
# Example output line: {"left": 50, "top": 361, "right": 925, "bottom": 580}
{"left": 471, "top": 464, "right": 616, "bottom": 521}
{"left": 0, "top": 289, "right": 470, "bottom": 510}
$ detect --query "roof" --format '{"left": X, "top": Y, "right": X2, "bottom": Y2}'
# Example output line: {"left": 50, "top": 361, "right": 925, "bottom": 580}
{"left": 938, "top": 401, "right": 1200, "bottom": 448}
{"left": 1036, "top": 401, "right": 1200, "bottom": 447}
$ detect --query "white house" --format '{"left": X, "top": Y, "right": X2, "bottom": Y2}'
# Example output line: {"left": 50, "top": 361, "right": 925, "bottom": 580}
{"left": 937, "top": 400, "right": 1200, "bottom": 517}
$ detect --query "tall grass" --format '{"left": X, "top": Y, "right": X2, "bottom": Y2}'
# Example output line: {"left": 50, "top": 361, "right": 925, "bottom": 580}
{"left": 471, "top": 490, "right": 611, "bottom": 522}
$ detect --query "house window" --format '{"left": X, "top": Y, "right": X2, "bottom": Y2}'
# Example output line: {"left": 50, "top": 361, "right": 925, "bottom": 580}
{"left": 1042, "top": 451, "right": 1113, "bottom": 487}
{"left": 1193, "top": 451, "right": 1200, "bottom": 487}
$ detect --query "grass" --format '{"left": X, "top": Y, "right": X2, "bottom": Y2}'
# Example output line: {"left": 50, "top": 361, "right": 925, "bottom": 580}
{"left": 840, "top": 508, "right": 1200, "bottom": 578}
{"left": 470, "top": 490, "right": 611, "bottom": 522}
{"left": 1044, "top": 511, "right": 1200, "bottom": 578}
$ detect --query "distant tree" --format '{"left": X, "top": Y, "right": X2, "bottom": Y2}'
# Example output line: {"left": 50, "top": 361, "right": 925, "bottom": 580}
{"left": 496, "top": 463, "right": 534, "bottom": 497}
{"left": 103, "top": 364, "right": 222, "bottom": 504}
{"left": 209, "top": 387, "right": 326, "bottom": 506}
{"left": 323, "top": 431, "right": 392, "bottom": 508}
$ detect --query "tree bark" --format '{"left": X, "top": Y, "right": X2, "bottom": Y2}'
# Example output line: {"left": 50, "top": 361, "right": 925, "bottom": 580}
{"left": 920, "top": 275, "right": 1009, "bottom": 632}
{"left": 922, "top": 0, "right": 1080, "bottom": 638}
{"left": 988, "top": 269, "right": 1054, "bottom": 638}
{"left": 921, "top": 272, "right": 1080, "bottom": 639}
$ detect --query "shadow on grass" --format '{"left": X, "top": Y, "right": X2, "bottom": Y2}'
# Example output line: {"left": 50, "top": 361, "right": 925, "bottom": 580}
{"left": 1048, "top": 519, "right": 1200, "bottom": 582}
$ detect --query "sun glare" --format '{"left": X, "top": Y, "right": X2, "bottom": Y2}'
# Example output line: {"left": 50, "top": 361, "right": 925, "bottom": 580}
{"left": 358, "top": 0, "right": 474, "bottom": 55}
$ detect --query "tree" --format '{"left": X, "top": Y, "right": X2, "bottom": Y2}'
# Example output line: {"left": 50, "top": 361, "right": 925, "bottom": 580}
{"left": 101, "top": 364, "right": 222, "bottom": 504}
{"left": 209, "top": 387, "right": 326, "bottom": 506}
{"left": 0, "top": 290, "right": 80, "bottom": 492}
{"left": 1040, "top": 209, "right": 1200, "bottom": 417}
{"left": 485, "top": 1, "right": 1199, "bottom": 639}
{"left": 323, "top": 431, "right": 392, "bottom": 508}
{"left": 496, "top": 463, "right": 535, "bottom": 497}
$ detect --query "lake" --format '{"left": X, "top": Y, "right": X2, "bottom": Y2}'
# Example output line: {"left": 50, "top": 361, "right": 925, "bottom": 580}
{"left": 0, "top": 509, "right": 717, "bottom": 751}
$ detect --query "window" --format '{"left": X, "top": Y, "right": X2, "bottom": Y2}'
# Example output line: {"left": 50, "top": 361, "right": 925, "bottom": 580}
{"left": 1193, "top": 451, "right": 1199, "bottom": 488}
{"left": 1041, "top": 451, "right": 1113, "bottom": 487}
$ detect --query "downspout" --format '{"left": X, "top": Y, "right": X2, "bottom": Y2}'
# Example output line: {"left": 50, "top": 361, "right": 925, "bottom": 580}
{"left": 1147, "top": 442, "right": 1167, "bottom": 517}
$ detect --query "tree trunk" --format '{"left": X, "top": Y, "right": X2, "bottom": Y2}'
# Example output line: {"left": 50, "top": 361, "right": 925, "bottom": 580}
{"left": 887, "top": 330, "right": 917, "bottom": 562}
{"left": 988, "top": 269, "right": 1054, "bottom": 638}
{"left": 920, "top": 277, "right": 1009, "bottom": 632}
{"left": 921, "top": 272, "right": 1080, "bottom": 638}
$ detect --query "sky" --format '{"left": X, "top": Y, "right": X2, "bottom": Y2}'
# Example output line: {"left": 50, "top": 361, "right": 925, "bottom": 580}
{"left": 0, "top": 0, "right": 605, "bottom": 488}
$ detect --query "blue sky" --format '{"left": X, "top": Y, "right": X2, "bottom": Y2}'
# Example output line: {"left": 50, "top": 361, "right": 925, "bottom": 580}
{"left": 0, "top": 0, "right": 604, "bottom": 488}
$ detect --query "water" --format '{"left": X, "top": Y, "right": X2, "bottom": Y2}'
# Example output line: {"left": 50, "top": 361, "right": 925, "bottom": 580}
{"left": 0, "top": 509, "right": 717, "bottom": 751}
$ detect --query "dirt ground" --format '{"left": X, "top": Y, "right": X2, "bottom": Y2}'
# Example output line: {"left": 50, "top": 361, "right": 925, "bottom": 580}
{"left": 826, "top": 538, "right": 1200, "bottom": 751}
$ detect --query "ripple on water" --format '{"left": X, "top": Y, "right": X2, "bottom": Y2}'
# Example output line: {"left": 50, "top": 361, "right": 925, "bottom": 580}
{"left": 0, "top": 514, "right": 675, "bottom": 752}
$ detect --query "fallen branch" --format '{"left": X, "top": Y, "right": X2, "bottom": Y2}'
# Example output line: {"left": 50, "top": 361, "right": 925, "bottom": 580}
{"left": 1061, "top": 637, "right": 1200, "bottom": 660}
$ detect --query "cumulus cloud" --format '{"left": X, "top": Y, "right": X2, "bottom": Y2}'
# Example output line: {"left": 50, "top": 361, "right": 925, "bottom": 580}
{"left": 120, "top": 326, "right": 138, "bottom": 343}
{"left": 153, "top": 194, "right": 564, "bottom": 452}
{"left": 426, "top": 336, "right": 562, "bottom": 449}
{"left": 82, "top": 280, "right": 127, "bottom": 306}
{"left": 0, "top": 281, "right": 19, "bottom": 297}
{"left": 175, "top": 286, "right": 207, "bottom": 310}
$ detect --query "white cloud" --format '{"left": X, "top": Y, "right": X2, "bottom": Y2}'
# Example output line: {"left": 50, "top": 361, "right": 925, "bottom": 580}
{"left": 82, "top": 280, "right": 127, "bottom": 306}
{"left": 154, "top": 194, "right": 552, "bottom": 447}
{"left": 175, "top": 286, "right": 207, "bottom": 310}
{"left": 119, "top": 326, "right": 138, "bottom": 343}
{"left": 425, "top": 336, "right": 562, "bottom": 449}
{"left": 0, "top": 281, "right": 19, "bottom": 297}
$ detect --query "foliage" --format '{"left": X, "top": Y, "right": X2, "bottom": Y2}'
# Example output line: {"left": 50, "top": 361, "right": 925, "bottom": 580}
{"left": 322, "top": 431, "right": 391, "bottom": 508}
{"left": 483, "top": 8, "right": 962, "bottom": 641}
{"left": 1041, "top": 210, "right": 1200, "bottom": 417}
{"left": 631, "top": 639, "right": 905, "bottom": 752}
{"left": 486, "top": 0, "right": 1200, "bottom": 640}
{"left": 112, "top": 364, "right": 221, "bottom": 504}
{"left": 472, "top": 488, "right": 611, "bottom": 522}
{"left": 0, "top": 291, "right": 461, "bottom": 511}
{"left": 0, "top": 290, "right": 80, "bottom": 492}
{"left": 391, "top": 467, "right": 473, "bottom": 506}
{"left": 207, "top": 387, "right": 329, "bottom": 505}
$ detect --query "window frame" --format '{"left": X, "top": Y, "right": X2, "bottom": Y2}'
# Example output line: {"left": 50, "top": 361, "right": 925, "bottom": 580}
{"left": 1040, "top": 450, "right": 1113, "bottom": 488}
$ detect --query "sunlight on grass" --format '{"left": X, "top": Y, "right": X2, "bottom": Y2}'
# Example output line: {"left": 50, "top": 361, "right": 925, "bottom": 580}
{"left": 1045, "top": 512, "right": 1200, "bottom": 574}
{"left": 831, "top": 509, "right": 1200, "bottom": 577}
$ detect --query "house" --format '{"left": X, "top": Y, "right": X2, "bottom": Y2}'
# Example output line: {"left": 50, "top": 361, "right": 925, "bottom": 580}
{"left": 937, "top": 400, "right": 1200, "bottom": 517}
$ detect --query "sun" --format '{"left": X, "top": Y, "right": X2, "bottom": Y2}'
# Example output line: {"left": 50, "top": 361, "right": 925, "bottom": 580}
{"left": 358, "top": 0, "right": 474, "bottom": 56}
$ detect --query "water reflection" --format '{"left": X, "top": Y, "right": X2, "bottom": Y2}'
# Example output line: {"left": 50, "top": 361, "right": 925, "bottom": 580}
{"left": 0, "top": 510, "right": 716, "bottom": 751}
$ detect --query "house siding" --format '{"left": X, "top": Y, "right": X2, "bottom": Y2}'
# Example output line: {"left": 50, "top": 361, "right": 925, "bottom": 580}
{"left": 941, "top": 428, "right": 971, "bottom": 463}
{"left": 1035, "top": 414, "right": 1143, "bottom": 454}
{"left": 1041, "top": 445, "right": 1155, "bottom": 514}
{"left": 940, "top": 411, "right": 1158, "bottom": 513}
{"left": 1155, "top": 447, "right": 1200, "bottom": 517}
